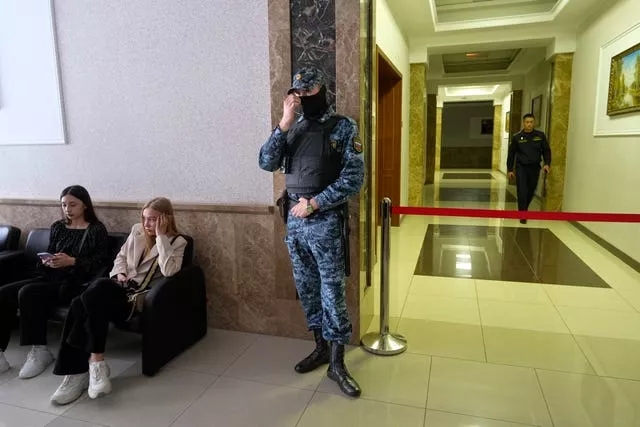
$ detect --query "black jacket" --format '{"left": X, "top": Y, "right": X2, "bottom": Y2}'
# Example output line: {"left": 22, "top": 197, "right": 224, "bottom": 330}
{"left": 507, "top": 129, "right": 551, "bottom": 170}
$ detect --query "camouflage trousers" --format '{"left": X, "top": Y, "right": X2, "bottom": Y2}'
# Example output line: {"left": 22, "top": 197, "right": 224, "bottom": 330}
{"left": 285, "top": 209, "right": 351, "bottom": 344}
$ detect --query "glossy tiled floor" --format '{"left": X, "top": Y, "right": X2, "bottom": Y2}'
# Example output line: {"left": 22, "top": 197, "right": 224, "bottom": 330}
{"left": 441, "top": 173, "right": 494, "bottom": 180}
{"left": 2, "top": 169, "right": 640, "bottom": 426}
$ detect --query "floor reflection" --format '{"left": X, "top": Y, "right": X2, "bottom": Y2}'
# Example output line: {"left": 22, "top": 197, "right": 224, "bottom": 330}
{"left": 414, "top": 225, "right": 610, "bottom": 288}
{"left": 442, "top": 173, "right": 494, "bottom": 180}
{"left": 437, "top": 187, "right": 517, "bottom": 203}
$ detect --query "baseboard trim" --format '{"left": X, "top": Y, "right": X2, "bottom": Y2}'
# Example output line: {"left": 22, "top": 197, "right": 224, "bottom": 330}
{"left": 570, "top": 221, "right": 640, "bottom": 274}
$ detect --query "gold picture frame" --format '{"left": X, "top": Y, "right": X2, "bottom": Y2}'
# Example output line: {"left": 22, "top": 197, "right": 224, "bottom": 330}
{"left": 504, "top": 111, "right": 510, "bottom": 133}
{"left": 607, "top": 41, "right": 640, "bottom": 116}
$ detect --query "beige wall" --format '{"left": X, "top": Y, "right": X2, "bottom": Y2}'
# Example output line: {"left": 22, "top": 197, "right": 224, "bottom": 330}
{"left": 376, "top": 0, "right": 411, "bottom": 207}
{"left": 0, "top": 0, "right": 272, "bottom": 205}
{"left": 522, "top": 59, "right": 552, "bottom": 134}
{"left": 564, "top": 0, "right": 640, "bottom": 262}
{"left": 499, "top": 93, "right": 512, "bottom": 174}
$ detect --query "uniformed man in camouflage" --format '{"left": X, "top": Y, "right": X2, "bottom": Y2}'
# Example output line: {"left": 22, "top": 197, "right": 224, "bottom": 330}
{"left": 258, "top": 67, "right": 364, "bottom": 397}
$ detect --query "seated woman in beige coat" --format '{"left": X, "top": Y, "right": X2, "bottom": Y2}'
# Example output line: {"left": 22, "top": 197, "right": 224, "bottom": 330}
{"left": 49, "top": 197, "right": 187, "bottom": 405}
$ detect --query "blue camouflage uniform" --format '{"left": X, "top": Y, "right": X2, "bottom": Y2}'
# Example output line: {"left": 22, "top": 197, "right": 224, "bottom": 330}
{"left": 258, "top": 68, "right": 364, "bottom": 344}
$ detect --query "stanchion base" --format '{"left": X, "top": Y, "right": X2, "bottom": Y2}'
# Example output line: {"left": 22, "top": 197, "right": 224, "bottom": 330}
{"left": 361, "top": 332, "right": 407, "bottom": 356}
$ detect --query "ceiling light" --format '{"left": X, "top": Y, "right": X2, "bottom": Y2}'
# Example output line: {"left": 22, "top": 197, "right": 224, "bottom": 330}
{"left": 465, "top": 53, "right": 480, "bottom": 57}
{"left": 444, "top": 85, "right": 500, "bottom": 97}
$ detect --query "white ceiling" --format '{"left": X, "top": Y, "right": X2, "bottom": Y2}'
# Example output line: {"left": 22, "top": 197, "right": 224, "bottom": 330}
{"left": 387, "top": 0, "right": 609, "bottom": 39}
{"left": 434, "top": 0, "right": 559, "bottom": 24}
{"left": 437, "top": 82, "right": 513, "bottom": 103}
{"left": 441, "top": 48, "right": 521, "bottom": 73}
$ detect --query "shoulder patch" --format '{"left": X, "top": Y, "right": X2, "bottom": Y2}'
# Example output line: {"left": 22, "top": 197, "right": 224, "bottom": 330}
{"left": 353, "top": 135, "right": 363, "bottom": 153}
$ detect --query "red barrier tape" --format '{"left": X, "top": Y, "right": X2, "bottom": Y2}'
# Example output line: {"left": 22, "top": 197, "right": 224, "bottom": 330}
{"left": 391, "top": 206, "right": 640, "bottom": 223}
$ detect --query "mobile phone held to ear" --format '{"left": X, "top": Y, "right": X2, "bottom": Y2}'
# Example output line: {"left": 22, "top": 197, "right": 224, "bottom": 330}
{"left": 37, "top": 252, "right": 54, "bottom": 260}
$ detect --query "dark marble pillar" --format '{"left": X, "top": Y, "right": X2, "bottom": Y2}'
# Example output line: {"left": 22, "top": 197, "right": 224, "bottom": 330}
{"left": 510, "top": 90, "right": 523, "bottom": 137}
{"left": 290, "top": 0, "right": 337, "bottom": 105}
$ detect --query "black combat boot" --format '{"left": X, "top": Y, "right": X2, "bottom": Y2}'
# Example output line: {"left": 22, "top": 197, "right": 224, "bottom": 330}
{"left": 327, "top": 342, "right": 361, "bottom": 397}
{"left": 295, "top": 329, "right": 330, "bottom": 373}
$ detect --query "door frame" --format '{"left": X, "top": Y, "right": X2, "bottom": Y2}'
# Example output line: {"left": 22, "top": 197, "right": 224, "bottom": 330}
{"left": 376, "top": 47, "right": 403, "bottom": 226}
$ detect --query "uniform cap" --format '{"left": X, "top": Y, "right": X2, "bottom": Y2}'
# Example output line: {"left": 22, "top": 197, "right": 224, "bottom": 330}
{"left": 288, "top": 67, "right": 325, "bottom": 94}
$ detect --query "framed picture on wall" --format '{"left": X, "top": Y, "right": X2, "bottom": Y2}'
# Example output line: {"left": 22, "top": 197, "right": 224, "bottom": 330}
{"left": 607, "top": 41, "right": 640, "bottom": 116}
{"left": 594, "top": 23, "right": 640, "bottom": 136}
{"left": 531, "top": 95, "right": 543, "bottom": 123}
{"left": 505, "top": 111, "right": 511, "bottom": 133}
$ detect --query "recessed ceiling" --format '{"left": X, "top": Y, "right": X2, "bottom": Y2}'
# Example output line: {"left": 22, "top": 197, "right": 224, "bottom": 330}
{"left": 442, "top": 48, "right": 521, "bottom": 73}
{"left": 444, "top": 85, "right": 499, "bottom": 96}
{"left": 434, "top": 0, "right": 560, "bottom": 24}
{"left": 437, "top": 83, "right": 513, "bottom": 103}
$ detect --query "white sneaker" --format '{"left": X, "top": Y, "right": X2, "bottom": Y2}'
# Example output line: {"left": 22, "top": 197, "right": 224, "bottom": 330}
{"left": 0, "top": 352, "right": 10, "bottom": 374}
{"left": 88, "top": 361, "right": 111, "bottom": 399}
{"left": 50, "top": 373, "right": 89, "bottom": 405}
{"left": 19, "top": 346, "right": 54, "bottom": 379}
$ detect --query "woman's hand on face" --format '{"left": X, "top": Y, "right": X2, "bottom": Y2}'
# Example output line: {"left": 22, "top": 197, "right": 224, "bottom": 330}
{"left": 155, "top": 214, "right": 168, "bottom": 236}
{"left": 48, "top": 253, "right": 75, "bottom": 268}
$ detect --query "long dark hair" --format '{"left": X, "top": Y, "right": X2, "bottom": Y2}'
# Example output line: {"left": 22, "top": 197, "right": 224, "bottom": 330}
{"left": 60, "top": 185, "right": 99, "bottom": 223}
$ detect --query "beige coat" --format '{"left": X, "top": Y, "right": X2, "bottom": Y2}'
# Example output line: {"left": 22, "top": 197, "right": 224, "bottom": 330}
{"left": 109, "top": 223, "right": 187, "bottom": 283}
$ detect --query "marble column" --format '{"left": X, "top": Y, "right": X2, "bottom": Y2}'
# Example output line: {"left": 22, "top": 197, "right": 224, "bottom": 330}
{"left": 435, "top": 107, "right": 442, "bottom": 172}
{"left": 409, "top": 64, "right": 427, "bottom": 206}
{"left": 425, "top": 94, "right": 437, "bottom": 184}
{"left": 543, "top": 53, "right": 574, "bottom": 212}
{"left": 492, "top": 105, "right": 503, "bottom": 171}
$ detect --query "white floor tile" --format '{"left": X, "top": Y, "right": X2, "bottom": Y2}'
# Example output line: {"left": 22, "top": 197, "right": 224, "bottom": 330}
{"left": 427, "top": 357, "right": 553, "bottom": 426}
{"left": 223, "top": 335, "right": 326, "bottom": 390}
{"left": 45, "top": 417, "right": 107, "bottom": 427}
{"left": 0, "top": 403, "right": 56, "bottom": 427}
{"left": 168, "top": 329, "right": 257, "bottom": 375}
{"left": 483, "top": 327, "right": 595, "bottom": 374}
{"left": 297, "top": 392, "right": 425, "bottom": 427}
{"left": 409, "top": 276, "right": 477, "bottom": 299}
{"left": 556, "top": 306, "right": 640, "bottom": 340}
{"left": 476, "top": 280, "right": 551, "bottom": 305}
{"left": 543, "top": 285, "right": 634, "bottom": 311}
{"left": 425, "top": 410, "right": 536, "bottom": 427}
{"left": 575, "top": 335, "right": 640, "bottom": 381}
{"left": 64, "top": 366, "right": 216, "bottom": 427}
{"left": 479, "top": 300, "right": 570, "bottom": 334}
{"left": 537, "top": 369, "right": 640, "bottom": 427}
{"left": 402, "top": 294, "right": 480, "bottom": 325}
{"left": 398, "top": 318, "right": 486, "bottom": 362}
{"left": 0, "top": 358, "right": 134, "bottom": 415}
{"left": 317, "top": 348, "right": 430, "bottom": 408}
{"left": 172, "top": 377, "right": 313, "bottom": 427}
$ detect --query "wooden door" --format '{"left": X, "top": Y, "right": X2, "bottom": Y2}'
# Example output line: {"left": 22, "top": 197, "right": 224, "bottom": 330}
{"left": 376, "top": 48, "right": 402, "bottom": 226}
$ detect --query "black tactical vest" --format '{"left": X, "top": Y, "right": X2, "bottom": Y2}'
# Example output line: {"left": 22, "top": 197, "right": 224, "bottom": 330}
{"left": 285, "top": 116, "right": 343, "bottom": 195}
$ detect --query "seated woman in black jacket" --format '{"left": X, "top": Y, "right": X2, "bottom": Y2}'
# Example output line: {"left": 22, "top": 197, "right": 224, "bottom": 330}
{"left": 0, "top": 185, "right": 109, "bottom": 378}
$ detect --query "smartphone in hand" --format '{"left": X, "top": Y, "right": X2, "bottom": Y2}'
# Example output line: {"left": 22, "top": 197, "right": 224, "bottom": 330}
{"left": 37, "top": 252, "right": 54, "bottom": 262}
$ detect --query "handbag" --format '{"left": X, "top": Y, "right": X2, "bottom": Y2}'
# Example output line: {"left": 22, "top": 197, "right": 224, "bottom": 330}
{"left": 124, "top": 257, "right": 159, "bottom": 321}
{"left": 124, "top": 235, "right": 180, "bottom": 321}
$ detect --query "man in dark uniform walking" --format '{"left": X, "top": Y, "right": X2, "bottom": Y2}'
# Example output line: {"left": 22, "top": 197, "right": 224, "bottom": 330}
{"left": 507, "top": 113, "right": 551, "bottom": 224}
{"left": 258, "top": 67, "right": 364, "bottom": 397}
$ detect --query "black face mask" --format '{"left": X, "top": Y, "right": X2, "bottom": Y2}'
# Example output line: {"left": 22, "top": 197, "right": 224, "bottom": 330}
{"left": 301, "top": 86, "right": 328, "bottom": 118}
